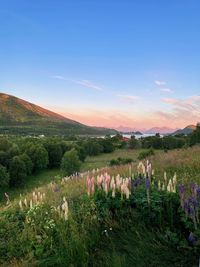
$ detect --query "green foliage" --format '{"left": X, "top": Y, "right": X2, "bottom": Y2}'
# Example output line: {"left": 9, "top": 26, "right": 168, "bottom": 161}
{"left": 44, "top": 141, "right": 63, "bottom": 168}
{"left": 61, "top": 149, "right": 81, "bottom": 176}
{"left": 0, "top": 164, "right": 9, "bottom": 187}
{"left": 26, "top": 144, "right": 49, "bottom": 172}
{"left": 138, "top": 148, "right": 154, "bottom": 160}
{"left": 9, "top": 156, "right": 27, "bottom": 187}
{"left": 19, "top": 153, "right": 33, "bottom": 175}
{"left": 110, "top": 157, "right": 133, "bottom": 166}
{"left": 99, "top": 138, "right": 115, "bottom": 153}
{"left": 84, "top": 140, "right": 103, "bottom": 156}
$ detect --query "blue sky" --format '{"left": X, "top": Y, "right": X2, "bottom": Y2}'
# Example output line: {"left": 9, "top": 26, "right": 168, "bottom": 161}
{"left": 1, "top": 0, "right": 200, "bottom": 129}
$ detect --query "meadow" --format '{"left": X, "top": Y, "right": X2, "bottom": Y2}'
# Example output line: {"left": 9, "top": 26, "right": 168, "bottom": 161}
{"left": 0, "top": 146, "right": 200, "bottom": 267}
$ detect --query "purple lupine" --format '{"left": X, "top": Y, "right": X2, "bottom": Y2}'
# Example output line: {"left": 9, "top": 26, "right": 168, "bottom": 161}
{"left": 183, "top": 199, "right": 189, "bottom": 216}
{"left": 196, "top": 187, "right": 200, "bottom": 200}
{"left": 178, "top": 184, "right": 185, "bottom": 195}
{"left": 145, "top": 178, "right": 151, "bottom": 205}
{"left": 188, "top": 232, "right": 196, "bottom": 245}
{"left": 190, "top": 183, "right": 196, "bottom": 194}
{"left": 145, "top": 178, "right": 151, "bottom": 190}
{"left": 178, "top": 184, "right": 185, "bottom": 208}
{"left": 189, "top": 195, "right": 198, "bottom": 208}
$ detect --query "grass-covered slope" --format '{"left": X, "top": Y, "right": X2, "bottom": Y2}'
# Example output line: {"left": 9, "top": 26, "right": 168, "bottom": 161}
{"left": 0, "top": 93, "right": 117, "bottom": 136}
{"left": 1, "top": 147, "right": 200, "bottom": 267}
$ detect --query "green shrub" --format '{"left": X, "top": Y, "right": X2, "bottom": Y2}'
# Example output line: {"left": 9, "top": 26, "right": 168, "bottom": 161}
{"left": 138, "top": 148, "right": 154, "bottom": 160}
{"left": 61, "top": 149, "right": 81, "bottom": 176}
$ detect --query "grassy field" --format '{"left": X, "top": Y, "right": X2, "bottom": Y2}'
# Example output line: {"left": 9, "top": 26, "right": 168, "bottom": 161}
{"left": 1, "top": 147, "right": 200, "bottom": 266}
{"left": 82, "top": 148, "right": 156, "bottom": 171}
{"left": 1, "top": 149, "right": 155, "bottom": 203}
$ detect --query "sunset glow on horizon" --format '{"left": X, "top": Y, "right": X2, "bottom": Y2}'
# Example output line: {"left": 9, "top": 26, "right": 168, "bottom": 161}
{"left": 1, "top": 0, "right": 200, "bottom": 130}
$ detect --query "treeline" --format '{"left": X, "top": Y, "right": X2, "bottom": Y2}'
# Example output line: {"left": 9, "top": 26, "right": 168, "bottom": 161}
{"left": 128, "top": 125, "right": 200, "bottom": 150}
{"left": 0, "top": 136, "right": 117, "bottom": 189}
{"left": 128, "top": 134, "right": 187, "bottom": 150}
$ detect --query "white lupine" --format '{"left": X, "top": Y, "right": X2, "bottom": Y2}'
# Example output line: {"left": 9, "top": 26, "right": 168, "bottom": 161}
{"left": 137, "top": 161, "right": 145, "bottom": 175}
{"left": 30, "top": 199, "right": 33, "bottom": 209}
{"left": 129, "top": 165, "right": 132, "bottom": 177}
{"left": 112, "top": 183, "right": 116, "bottom": 198}
{"left": 162, "top": 183, "right": 165, "bottom": 191}
{"left": 110, "top": 176, "right": 115, "bottom": 190}
{"left": 19, "top": 200, "right": 23, "bottom": 210}
{"left": 147, "top": 162, "right": 152, "bottom": 178}
{"left": 167, "top": 179, "right": 173, "bottom": 192}
{"left": 173, "top": 173, "right": 177, "bottom": 185}
{"left": 158, "top": 180, "right": 161, "bottom": 191}
{"left": 164, "top": 172, "right": 167, "bottom": 184}
{"left": 125, "top": 187, "right": 130, "bottom": 199}
{"left": 61, "top": 200, "right": 69, "bottom": 221}
{"left": 24, "top": 198, "right": 27, "bottom": 207}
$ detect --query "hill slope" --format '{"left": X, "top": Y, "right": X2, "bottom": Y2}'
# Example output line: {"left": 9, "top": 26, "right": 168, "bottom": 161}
{"left": 172, "top": 125, "right": 196, "bottom": 135}
{"left": 0, "top": 93, "right": 117, "bottom": 136}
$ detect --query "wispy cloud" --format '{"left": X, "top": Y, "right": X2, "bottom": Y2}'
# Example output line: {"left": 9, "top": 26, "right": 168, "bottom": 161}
{"left": 72, "top": 79, "right": 103, "bottom": 91}
{"left": 160, "top": 88, "right": 173, "bottom": 93}
{"left": 52, "top": 75, "right": 68, "bottom": 81}
{"left": 155, "top": 80, "right": 166, "bottom": 86}
{"left": 160, "top": 96, "right": 200, "bottom": 124}
{"left": 51, "top": 75, "right": 103, "bottom": 91}
{"left": 118, "top": 94, "right": 139, "bottom": 103}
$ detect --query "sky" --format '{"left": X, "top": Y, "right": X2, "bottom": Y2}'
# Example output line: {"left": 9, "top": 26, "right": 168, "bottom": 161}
{"left": 1, "top": 0, "right": 200, "bottom": 130}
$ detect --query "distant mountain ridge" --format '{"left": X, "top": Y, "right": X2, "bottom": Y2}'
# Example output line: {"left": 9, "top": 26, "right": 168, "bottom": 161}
{"left": 172, "top": 125, "right": 196, "bottom": 136}
{"left": 116, "top": 125, "right": 178, "bottom": 134}
{"left": 0, "top": 93, "right": 117, "bottom": 136}
{"left": 144, "top": 127, "right": 178, "bottom": 134}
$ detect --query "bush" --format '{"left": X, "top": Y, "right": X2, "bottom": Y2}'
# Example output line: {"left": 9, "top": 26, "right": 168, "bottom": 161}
{"left": 9, "top": 156, "right": 27, "bottom": 187}
{"left": 0, "top": 164, "right": 9, "bottom": 187}
{"left": 109, "top": 157, "right": 133, "bottom": 166}
{"left": 26, "top": 145, "right": 49, "bottom": 172}
{"left": 61, "top": 149, "right": 81, "bottom": 176}
{"left": 138, "top": 148, "right": 154, "bottom": 160}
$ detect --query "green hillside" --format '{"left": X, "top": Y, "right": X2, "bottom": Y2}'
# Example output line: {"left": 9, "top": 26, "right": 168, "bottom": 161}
{"left": 0, "top": 93, "right": 117, "bottom": 136}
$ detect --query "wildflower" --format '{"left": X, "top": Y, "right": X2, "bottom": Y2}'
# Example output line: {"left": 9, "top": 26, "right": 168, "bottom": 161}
{"left": 145, "top": 178, "right": 151, "bottom": 190}
{"left": 188, "top": 232, "right": 196, "bottom": 245}
{"left": 30, "top": 199, "right": 33, "bottom": 209}
{"left": 162, "top": 183, "right": 165, "bottom": 191}
{"left": 158, "top": 180, "right": 161, "bottom": 191}
{"left": 137, "top": 162, "right": 145, "bottom": 175}
{"left": 19, "top": 199, "right": 23, "bottom": 210}
{"left": 164, "top": 172, "right": 167, "bottom": 184}
{"left": 61, "top": 199, "right": 69, "bottom": 221}
{"left": 4, "top": 192, "right": 10, "bottom": 205}
{"left": 24, "top": 198, "right": 27, "bottom": 207}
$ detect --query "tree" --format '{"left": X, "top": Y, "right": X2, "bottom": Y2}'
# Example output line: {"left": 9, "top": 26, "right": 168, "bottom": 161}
{"left": 0, "top": 164, "right": 9, "bottom": 187}
{"left": 9, "top": 156, "right": 27, "bottom": 187}
{"left": 84, "top": 140, "right": 103, "bottom": 156}
{"left": 26, "top": 144, "right": 49, "bottom": 172}
{"left": 19, "top": 153, "right": 33, "bottom": 175}
{"left": 8, "top": 144, "right": 20, "bottom": 158}
{"left": 0, "top": 138, "right": 12, "bottom": 151}
{"left": 44, "top": 142, "right": 63, "bottom": 168}
{"left": 129, "top": 135, "right": 139, "bottom": 149}
{"left": 99, "top": 138, "right": 115, "bottom": 153}
{"left": 61, "top": 149, "right": 81, "bottom": 176}
{"left": 0, "top": 151, "right": 9, "bottom": 168}
{"left": 73, "top": 145, "right": 87, "bottom": 162}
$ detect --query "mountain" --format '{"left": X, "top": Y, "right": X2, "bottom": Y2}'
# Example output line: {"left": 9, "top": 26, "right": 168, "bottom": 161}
{"left": 0, "top": 93, "right": 117, "bottom": 136}
{"left": 144, "top": 127, "right": 178, "bottom": 134}
{"left": 116, "top": 126, "right": 145, "bottom": 133}
{"left": 172, "top": 125, "right": 196, "bottom": 136}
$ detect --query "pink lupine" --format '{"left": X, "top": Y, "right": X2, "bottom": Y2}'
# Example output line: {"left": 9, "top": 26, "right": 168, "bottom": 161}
{"left": 86, "top": 176, "right": 91, "bottom": 196}
{"left": 91, "top": 176, "right": 95, "bottom": 195}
